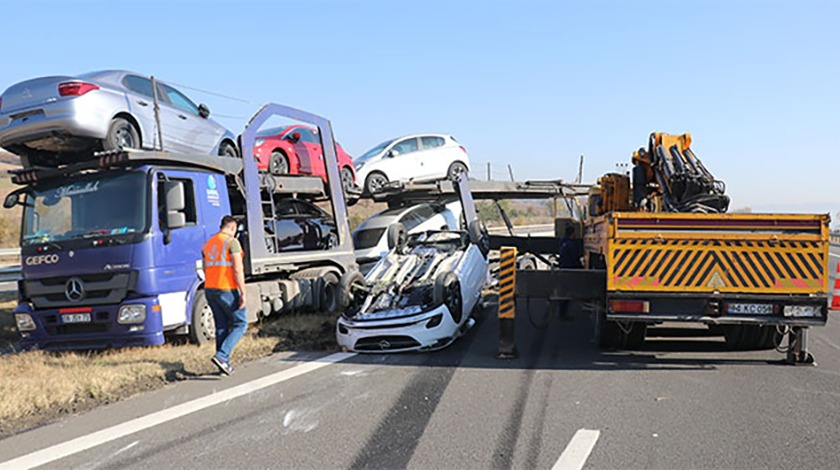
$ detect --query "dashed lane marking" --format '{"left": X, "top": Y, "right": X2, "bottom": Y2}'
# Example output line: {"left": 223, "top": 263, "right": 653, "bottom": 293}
{"left": 552, "top": 429, "right": 601, "bottom": 470}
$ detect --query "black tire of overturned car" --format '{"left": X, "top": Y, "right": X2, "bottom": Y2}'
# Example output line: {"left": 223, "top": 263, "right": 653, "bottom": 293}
{"left": 338, "top": 270, "right": 366, "bottom": 309}
{"left": 434, "top": 271, "right": 462, "bottom": 324}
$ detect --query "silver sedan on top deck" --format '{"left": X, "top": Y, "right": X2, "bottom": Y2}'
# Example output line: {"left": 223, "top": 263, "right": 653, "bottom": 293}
{"left": 0, "top": 70, "right": 238, "bottom": 166}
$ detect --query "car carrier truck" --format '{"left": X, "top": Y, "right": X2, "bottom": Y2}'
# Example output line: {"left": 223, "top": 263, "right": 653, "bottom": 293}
{"left": 4, "top": 104, "right": 361, "bottom": 350}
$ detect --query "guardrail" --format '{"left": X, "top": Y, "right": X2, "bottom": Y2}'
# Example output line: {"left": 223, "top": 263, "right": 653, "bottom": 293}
{"left": 0, "top": 248, "right": 19, "bottom": 257}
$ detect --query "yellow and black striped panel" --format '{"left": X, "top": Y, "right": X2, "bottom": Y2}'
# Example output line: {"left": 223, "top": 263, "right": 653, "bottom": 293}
{"left": 498, "top": 247, "right": 517, "bottom": 319}
{"left": 608, "top": 239, "right": 827, "bottom": 294}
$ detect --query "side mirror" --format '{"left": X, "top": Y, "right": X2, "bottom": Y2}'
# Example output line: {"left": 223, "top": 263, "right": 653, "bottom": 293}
{"left": 3, "top": 192, "right": 19, "bottom": 209}
{"left": 198, "top": 104, "right": 210, "bottom": 119}
{"left": 388, "top": 149, "right": 400, "bottom": 158}
{"left": 291, "top": 132, "right": 302, "bottom": 143}
{"left": 162, "top": 181, "right": 187, "bottom": 239}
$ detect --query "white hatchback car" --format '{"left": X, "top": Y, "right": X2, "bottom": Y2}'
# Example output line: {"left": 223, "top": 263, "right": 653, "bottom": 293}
{"left": 354, "top": 134, "right": 471, "bottom": 195}
{"left": 353, "top": 200, "right": 463, "bottom": 267}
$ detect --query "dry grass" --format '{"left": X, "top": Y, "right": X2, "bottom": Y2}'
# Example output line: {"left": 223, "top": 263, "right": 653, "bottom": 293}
{"left": 0, "top": 306, "right": 337, "bottom": 435}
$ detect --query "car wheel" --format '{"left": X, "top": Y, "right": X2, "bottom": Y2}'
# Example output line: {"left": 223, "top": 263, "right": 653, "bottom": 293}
{"left": 104, "top": 117, "right": 140, "bottom": 151}
{"left": 340, "top": 166, "right": 355, "bottom": 194}
{"left": 269, "top": 151, "right": 289, "bottom": 175}
{"left": 339, "top": 270, "right": 366, "bottom": 309}
{"left": 447, "top": 161, "right": 468, "bottom": 180}
{"left": 434, "top": 271, "right": 462, "bottom": 324}
{"left": 386, "top": 223, "right": 406, "bottom": 249}
{"left": 365, "top": 172, "right": 388, "bottom": 195}
{"left": 218, "top": 141, "right": 238, "bottom": 158}
{"left": 325, "top": 232, "right": 339, "bottom": 250}
{"left": 189, "top": 290, "right": 215, "bottom": 345}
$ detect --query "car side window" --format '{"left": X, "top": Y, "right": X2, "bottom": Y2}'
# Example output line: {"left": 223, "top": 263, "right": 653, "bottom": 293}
{"left": 400, "top": 211, "right": 424, "bottom": 231}
{"left": 275, "top": 200, "right": 297, "bottom": 217}
{"left": 160, "top": 84, "right": 200, "bottom": 116}
{"left": 391, "top": 138, "right": 419, "bottom": 156}
{"left": 421, "top": 136, "right": 445, "bottom": 150}
{"left": 123, "top": 75, "right": 155, "bottom": 99}
{"left": 412, "top": 205, "right": 436, "bottom": 219}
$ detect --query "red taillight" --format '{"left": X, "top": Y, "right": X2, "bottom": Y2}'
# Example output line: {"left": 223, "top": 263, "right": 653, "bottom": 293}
{"left": 58, "top": 81, "right": 99, "bottom": 97}
{"left": 609, "top": 299, "right": 650, "bottom": 313}
{"left": 459, "top": 145, "right": 467, "bottom": 153}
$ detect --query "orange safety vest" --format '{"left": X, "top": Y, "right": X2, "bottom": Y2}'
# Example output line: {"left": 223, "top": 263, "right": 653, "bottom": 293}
{"left": 203, "top": 233, "right": 238, "bottom": 290}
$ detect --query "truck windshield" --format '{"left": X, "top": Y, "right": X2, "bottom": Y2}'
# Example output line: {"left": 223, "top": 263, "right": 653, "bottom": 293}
{"left": 22, "top": 172, "right": 148, "bottom": 246}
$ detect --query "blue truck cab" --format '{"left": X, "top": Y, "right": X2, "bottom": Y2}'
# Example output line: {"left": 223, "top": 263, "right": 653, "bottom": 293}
{"left": 6, "top": 104, "right": 360, "bottom": 350}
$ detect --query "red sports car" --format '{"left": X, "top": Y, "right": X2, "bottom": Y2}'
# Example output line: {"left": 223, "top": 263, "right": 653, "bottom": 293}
{"left": 253, "top": 124, "right": 356, "bottom": 193}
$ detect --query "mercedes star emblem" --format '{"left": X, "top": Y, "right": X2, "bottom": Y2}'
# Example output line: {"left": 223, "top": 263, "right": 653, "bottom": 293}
{"left": 65, "top": 277, "right": 85, "bottom": 303}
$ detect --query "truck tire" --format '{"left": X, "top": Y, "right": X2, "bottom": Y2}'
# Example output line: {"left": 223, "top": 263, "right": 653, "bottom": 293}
{"left": 434, "top": 271, "right": 462, "bottom": 324}
{"left": 104, "top": 117, "right": 140, "bottom": 151}
{"left": 339, "top": 270, "right": 366, "bottom": 309}
{"left": 189, "top": 290, "right": 215, "bottom": 345}
{"left": 319, "top": 271, "right": 340, "bottom": 313}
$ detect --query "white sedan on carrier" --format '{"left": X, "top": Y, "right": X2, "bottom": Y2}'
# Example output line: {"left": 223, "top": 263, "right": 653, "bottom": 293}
{"left": 337, "top": 173, "right": 489, "bottom": 353}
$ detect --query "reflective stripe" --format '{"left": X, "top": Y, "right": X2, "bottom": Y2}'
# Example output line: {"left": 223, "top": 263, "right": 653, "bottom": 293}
{"left": 205, "top": 261, "right": 233, "bottom": 267}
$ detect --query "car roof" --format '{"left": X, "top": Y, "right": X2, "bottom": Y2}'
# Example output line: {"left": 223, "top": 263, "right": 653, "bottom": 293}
{"left": 355, "top": 203, "right": 431, "bottom": 230}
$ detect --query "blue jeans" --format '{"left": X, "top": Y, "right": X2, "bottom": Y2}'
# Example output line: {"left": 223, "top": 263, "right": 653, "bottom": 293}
{"left": 205, "top": 289, "right": 247, "bottom": 363}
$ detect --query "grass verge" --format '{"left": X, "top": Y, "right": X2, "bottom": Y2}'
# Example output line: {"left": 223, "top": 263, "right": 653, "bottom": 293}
{"left": 0, "top": 300, "right": 337, "bottom": 437}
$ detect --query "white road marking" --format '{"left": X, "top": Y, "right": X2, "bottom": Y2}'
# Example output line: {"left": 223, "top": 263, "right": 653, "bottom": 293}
{"left": 552, "top": 429, "right": 601, "bottom": 470}
{"left": 0, "top": 352, "right": 356, "bottom": 470}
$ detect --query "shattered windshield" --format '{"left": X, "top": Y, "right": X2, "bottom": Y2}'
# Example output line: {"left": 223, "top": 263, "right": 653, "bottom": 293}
{"left": 22, "top": 172, "right": 148, "bottom": 246}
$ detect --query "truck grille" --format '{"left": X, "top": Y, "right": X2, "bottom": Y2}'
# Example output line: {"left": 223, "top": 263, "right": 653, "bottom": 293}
{"left": 24, "top": 271, "right": 138, "bottom": 309}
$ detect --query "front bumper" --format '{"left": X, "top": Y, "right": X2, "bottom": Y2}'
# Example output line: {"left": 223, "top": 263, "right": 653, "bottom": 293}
{"left": 14, "top": 296, "right": 165, "bottom": 350}
{"left": 336, "top": 304, "right": 459, "bottom": 353}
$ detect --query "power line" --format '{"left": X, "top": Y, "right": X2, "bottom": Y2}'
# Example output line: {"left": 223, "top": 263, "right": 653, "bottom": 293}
{"left": 164, "top": 81, "right": 254, "bottom": 105}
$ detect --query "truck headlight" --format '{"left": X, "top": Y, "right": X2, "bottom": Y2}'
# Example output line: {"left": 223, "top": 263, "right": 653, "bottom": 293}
{"left": 118, "top": 305, "right": 147, "bottom": 324}
{"left": 783, "top": 305, "right": 819, "bottom": 318}
{"left": 15, "top": 314, "right": 36, "bottom": 331}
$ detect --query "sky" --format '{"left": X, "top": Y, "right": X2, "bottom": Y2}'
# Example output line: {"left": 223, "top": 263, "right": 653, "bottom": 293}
{"left": 1, "top": 0, "right": 837, "bottom": 222}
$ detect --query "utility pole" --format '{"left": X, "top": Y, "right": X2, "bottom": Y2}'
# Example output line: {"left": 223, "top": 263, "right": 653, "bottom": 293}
{"left": 576, "top": 155, "right": 584, "bottom": 184}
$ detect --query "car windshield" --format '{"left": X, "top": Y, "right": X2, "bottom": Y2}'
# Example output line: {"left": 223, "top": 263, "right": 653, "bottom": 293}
{"left": 257, "top": 126, "right": 291, "bottom": 138}
{"left": 356, "top": 139, "right": 395, "bottom": 163}
{"left": 353, "top": 228, "right": 387, "bottom": 249}
{"left": 21, "top": 172, "right": 148, "bottom": 246}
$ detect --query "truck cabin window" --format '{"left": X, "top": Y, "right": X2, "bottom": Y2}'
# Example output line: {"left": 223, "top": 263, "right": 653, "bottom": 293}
{"left": 22, "top": 172, "right": 148, "bottom": 246}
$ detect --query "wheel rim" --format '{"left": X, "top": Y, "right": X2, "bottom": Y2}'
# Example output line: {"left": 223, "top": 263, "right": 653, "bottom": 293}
{"left": 271, "top": 153, "right": 288, "bottom": 174}
{"left": 199, "top": 304, "right": 216, "bottom": 341}
{"left": 368, "top": 174, "right": 386, "bottom": 193}
{"left": 341, "top": 168, "right": 354, "bottom": 192}
{"left": 115, "top": 125, "right": 136, "bottom": 148}
{"left": 445, "top": 282, "right": 462, "bottom": 323}
{"left": 449, "top": 163, "right": 466, "bottom": 179}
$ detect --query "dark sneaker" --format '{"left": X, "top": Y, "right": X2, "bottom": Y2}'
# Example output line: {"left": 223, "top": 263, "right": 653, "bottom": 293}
{"left": 212, "top": 356, "right": 233, "bottom": 376}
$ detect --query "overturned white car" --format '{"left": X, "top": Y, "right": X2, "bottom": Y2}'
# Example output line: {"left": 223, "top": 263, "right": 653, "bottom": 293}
{"left": 337, "top": 174, "right": 489, "bottom": 352}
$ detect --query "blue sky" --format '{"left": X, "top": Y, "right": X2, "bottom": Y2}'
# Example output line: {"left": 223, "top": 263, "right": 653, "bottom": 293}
{"left": 1, "top": 0, "right": 837, "bottom": 219}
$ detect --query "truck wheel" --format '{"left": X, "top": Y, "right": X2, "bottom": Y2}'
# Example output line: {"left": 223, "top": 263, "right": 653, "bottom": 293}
{"left": 104, "top": 117, "right": 140, "bottom": 151}
{"left": 189, "top": 290, "right": 215, "bottom": 345}
{"left": 319, "top": 271, "right": 340, "bottom": 313}
{"left": 269, "top": 151, "right": 289, "bottom": 175}
{"left": 434, "top": 271, "right": 462, "bottom": 324}
{"left": 218, "top": 141, "right": 238, "bottom": 158}
{"left": 339, "top": 270, "right": 366, "bottom": 308}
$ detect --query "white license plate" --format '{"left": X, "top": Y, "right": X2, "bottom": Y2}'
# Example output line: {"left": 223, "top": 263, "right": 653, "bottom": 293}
{"left": 61, "top": 313, "right": 91, "bottom": 323}
{"left": 727, "top": 303, "right": 774, "bottom": 315}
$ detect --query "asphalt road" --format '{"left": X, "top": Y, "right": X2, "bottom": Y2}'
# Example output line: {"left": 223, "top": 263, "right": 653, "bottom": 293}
{"left": 2, "top": 293, "right": 840, "bottom": 469}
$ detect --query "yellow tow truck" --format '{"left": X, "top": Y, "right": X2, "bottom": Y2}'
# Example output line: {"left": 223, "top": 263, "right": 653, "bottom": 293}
{"left": 583, "top": 133, "right": 830, "bottom": 362}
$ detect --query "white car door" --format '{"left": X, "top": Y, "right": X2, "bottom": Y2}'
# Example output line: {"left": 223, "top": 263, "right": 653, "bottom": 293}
{"left": 375, "top": 137, "right": 423, "bottom": 183}
{"left": 420, "top": 136, "right": 451, "bottom": 180}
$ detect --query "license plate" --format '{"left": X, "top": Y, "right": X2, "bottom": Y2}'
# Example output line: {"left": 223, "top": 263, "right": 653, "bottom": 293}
{"left": 727, "top": 303, "right": 774, "bottom": 315}
{"left": 61, "top": 313, "right": 91, "bottom": 323}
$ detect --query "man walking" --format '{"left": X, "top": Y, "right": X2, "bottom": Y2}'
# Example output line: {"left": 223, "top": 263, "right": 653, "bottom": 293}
{"left": 202, "top": 215, "right": 247, "bottom": 376}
